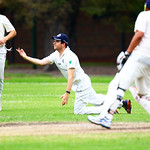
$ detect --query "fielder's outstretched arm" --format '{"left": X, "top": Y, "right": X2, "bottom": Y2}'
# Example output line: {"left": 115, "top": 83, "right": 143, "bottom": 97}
{"left": 16, "top": 48, "right": 51, "bottom": 65}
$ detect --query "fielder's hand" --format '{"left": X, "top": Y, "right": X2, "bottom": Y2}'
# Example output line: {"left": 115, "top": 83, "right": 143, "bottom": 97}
{"left": 60, "top": 93, "right": 69, "bottom": 106}
{"left": 16, "top": 48, "right": 27, "bottom": 59}
{"left": 0, "top": 37, "right": 7, "bottom": 46}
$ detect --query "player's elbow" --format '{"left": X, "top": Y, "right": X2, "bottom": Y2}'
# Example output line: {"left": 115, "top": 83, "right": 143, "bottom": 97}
{"left": 135, "top": 31, "right": 144, "bottom": 39}
{"left": 38, "top": 61, "right": 46, "bottom": 66}
{"left": 14, "top": 30, "right": 17, "bottom": 36}
{"left": 38, "top": 58, "right": 50, "bottom": 66}
{"left": 12, "top": 30, "right": 17, "bottom": 37}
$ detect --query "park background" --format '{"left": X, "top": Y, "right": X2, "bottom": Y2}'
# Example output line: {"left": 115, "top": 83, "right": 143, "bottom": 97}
{"left": 1, "top": 1, "right": 150, "bottom": 150}
{"left": 0, "top": 0, "right": 145, "bottom": 71}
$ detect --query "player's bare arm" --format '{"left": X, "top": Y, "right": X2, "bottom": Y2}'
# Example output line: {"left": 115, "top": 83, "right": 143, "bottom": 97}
{"left": 126, "top": 30, "right": 144, "bottom": 53}
{"left": 0, "top": 30, "right": 17, "bottom": 46}
{"left": 60, "top": 68, "right": 74, "bottom": 106}
{"left": 16, "top": 48, "right": 51, "bottom": 65}
{"left": 116, "top": 31, "right": 144, "bottom": 69}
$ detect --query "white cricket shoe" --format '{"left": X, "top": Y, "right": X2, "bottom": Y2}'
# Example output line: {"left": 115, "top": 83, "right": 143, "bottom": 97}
{"left": 87, "top": 115, "right": 102, "bottom": 125}
{"left": 87, "top": 115, "right": 112, "bottom": 129}
{"left": 99, "top": 117, "right": 112, "bottom": 129}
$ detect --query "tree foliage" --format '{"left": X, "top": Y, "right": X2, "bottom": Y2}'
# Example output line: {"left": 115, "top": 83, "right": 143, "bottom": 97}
{"left": 0, "top": 0, "right": 74, "bottom": 27}
{"left": 0, "top": 0, "right": 146, "bottom": 32}
{"left": 80, "top": 0, "right": 145, "bottom": 32}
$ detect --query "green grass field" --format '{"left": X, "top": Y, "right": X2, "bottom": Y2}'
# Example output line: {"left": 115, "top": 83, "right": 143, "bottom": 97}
{"left": 0, "top": 73, "right": 150, "bottom": 150}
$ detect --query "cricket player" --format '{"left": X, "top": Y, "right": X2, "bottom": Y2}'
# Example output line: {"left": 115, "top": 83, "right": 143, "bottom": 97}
{"left": 17, "top": 33, "right": 130, "bottom": 115}
{"left": 17, "top": 33, "right": 108, "bottom": 114}
{"left": 88, "top": 0, "right": 150, "bottom": 128}
{"left": 0, "top": 14, "right": 17, "bottom": 111}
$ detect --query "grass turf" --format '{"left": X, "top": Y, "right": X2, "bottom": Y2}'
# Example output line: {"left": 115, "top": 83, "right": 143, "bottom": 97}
{"left": 0, "top": 133, "right": 150, "bottom": 150}
{"left": 0, "top": 73, "right": 150, "bottom": 150}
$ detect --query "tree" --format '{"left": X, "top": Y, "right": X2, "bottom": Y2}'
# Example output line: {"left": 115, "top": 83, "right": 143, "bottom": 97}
{"left": 0, "top": 0, "right": 81, "bottom": 70}
{"left": 80, "top": 0, "right": 145, "bottom": 50}
{"left": 0, "top": 0, "right": 145, "bottom": 66}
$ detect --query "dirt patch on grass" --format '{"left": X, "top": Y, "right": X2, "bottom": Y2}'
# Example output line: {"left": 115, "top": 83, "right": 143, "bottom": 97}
{"left": 0, "top": 122, "right": 150, "bottom": 136}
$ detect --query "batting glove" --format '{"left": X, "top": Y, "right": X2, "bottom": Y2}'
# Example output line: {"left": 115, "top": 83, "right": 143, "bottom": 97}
{"left": 117, "top": 51, "right": 131, "bottom": 71}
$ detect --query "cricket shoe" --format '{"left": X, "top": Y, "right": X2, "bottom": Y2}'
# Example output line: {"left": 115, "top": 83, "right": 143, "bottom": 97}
{"left": 99, "top": 117, "right": 112, "bottom": 129}
{"left": 87, "top": 115, "right": 112, "bottom": 129}
{"left": 122, "top": 100, "right": 131, "bottom": 113}
{"left": 87, "top": 115, "right": 102, "bottom": 125}
{"left": 114, "top": 110, "right": 119, "bottom": 114}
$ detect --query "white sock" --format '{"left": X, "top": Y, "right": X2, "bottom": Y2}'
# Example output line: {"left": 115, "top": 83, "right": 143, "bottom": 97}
{"left": 106, "top": 113, "right": 113, "bottom": 120}
{"left": 106, "top": 100, "right": 121, "bottom": 120}
{"left": 110, "top": 100, "right": 121, "bottom": 112}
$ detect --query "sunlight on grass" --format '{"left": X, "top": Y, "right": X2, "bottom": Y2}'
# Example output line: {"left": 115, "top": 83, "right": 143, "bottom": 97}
{"left": 0, "top": 73, "right": 150, "bottom": 150}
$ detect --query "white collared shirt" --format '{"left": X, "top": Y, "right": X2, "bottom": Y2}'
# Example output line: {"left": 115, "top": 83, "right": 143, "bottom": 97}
{"left": 133, "top": 11, "right": 150, "bottom": 56}
{"left": 46, "top": 47, "right": 91, "bottom": 91}
{"left": 132, "top": 11, "right": 150, "bottom": 66}
{"left": 0, "top": 14, "right": 15, "bottom": 53}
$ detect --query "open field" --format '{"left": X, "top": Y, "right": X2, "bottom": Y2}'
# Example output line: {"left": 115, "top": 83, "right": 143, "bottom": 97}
{"left": 0, "top": 72, "right": 150, "bottom": 150}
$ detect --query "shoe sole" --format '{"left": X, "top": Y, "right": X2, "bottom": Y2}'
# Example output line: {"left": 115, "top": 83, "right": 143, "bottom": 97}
{"left": 87, "top": 117, "right": 101, "bottom": 125}
{"left": 100, "top": 124, "right": 111, "bottom": 129}
{"left": 87, "top": 117, "right": 111, "bottom": 129}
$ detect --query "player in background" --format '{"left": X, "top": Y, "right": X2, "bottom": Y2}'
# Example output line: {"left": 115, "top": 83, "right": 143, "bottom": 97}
{"left": 0, "top": 14, "right": 17, "bottom": 111}
{"left": 87, "top": 0, "right": 150, "bottom": 128}
{"left": 85, "top": 52, "right": 132, "bottom": 119}
{"left": 17, "top": 33, "right": 130, "bottom": 115}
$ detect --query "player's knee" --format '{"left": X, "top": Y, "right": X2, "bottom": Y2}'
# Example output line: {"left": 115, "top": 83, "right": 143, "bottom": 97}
{"left": 74, "top": 108, "right": 85, "bottom": 114}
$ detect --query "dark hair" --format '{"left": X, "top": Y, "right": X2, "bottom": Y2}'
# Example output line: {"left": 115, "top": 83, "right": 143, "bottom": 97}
{"left": 61, "top": 41, "right": 68, "bottom": 48}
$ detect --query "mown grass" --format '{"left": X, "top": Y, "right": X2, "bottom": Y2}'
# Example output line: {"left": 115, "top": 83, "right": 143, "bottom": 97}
{"left": 0, "top": 133, "right": 150, "bottom": 150}
{"left": 0, "top": 73, "right": 150, "bottom": 150}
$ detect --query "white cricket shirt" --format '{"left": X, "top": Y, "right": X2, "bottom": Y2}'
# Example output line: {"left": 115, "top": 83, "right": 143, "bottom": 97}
{"left": 46, "top": 47, "right": 91, "bottom": 91}
{"left": 0, "top": 14, "right": 15, "bottom": 53}
{"left": 132, "top": 11, "right": 150, "bottom": 66}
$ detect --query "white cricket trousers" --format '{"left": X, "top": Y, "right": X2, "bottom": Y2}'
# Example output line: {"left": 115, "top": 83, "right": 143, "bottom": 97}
{"left": 0, "top": 53, "right": 6, "bottom": 108}
{"left": 99, "top": 73, "right": 122, "bottom": 118}
{"left": 74, "top": 86, "right": 106, "bottom": 114}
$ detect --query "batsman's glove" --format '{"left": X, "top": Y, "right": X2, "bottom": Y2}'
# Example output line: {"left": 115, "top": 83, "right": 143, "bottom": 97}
{"left": 117, "top": 51, "right": 131, "bottom": 71}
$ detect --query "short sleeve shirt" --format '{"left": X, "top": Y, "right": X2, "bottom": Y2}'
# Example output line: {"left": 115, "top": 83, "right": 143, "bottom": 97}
{"left": 0, "top": 15, "right": 15, "bottom": 53}
{"left": 0, "top": 15, "right": 15, "bottom": 39}
{"left": 46, "top": 47, "right": 86, "bottom": 83}
{"left": 133, "top": 11, "right": 150, "bottom": 57}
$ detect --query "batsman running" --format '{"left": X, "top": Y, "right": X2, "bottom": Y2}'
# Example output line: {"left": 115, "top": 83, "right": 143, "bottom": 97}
{"left": 88, "top": 0, "right": 150, "bottom": 128}
{"left": 16, "top": 33, "right": 130, "bottom": 115}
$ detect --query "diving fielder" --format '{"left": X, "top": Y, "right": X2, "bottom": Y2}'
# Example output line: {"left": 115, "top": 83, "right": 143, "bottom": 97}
{"left": 0, "top": 14, "right": 17, "bottom": 111}
{"left": 17, "top": 33, "right": 130, "bottom": 115}
{"left": 17, "top": 33, "right": 106, "bottom": 114}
